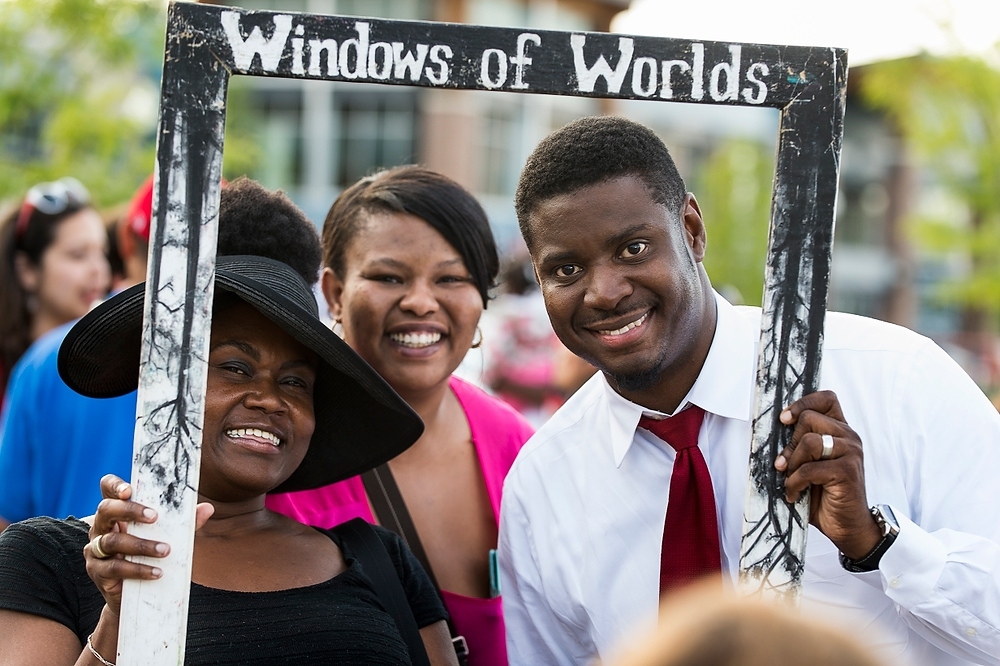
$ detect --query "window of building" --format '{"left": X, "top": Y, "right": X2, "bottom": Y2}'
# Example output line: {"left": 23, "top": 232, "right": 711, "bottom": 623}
{"left": 334, "top": 88, "right": 419, "bottom": 187}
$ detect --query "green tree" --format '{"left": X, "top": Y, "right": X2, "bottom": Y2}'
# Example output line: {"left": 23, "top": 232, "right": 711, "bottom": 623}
{"left": 0, "top": 0, "right": 260, "bottom": 209}
{"left": 860, "top": 54, "right": 1000, "bottom": 330}
{"left": 698, "top": 139, "right": 775, "bottom": 307}
{"left": 0, "top": 0, "right": 164, "bottom": 206}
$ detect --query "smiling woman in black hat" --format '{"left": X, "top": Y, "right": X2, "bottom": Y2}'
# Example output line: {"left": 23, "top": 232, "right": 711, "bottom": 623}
{"left": 0, "top": 178, "right": 457, "bottom": 666}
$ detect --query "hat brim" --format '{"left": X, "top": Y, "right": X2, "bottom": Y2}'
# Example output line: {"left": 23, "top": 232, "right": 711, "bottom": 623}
{"left": 58, "top": 258, "right": 423, "bottom": 493}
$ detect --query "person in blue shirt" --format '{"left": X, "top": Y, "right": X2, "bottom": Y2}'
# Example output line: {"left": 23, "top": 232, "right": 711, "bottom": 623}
{"left": 0, "top": 326, "right": 137, "bottom": 528}
{"left": 0, "top": 177, "right": 154, "bottom": 529}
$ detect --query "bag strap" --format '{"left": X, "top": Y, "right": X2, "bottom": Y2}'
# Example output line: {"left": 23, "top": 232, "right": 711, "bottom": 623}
{"left": 333, "top": 518, "right": 431, "bottom": 666}
{"left": 362, "top": 465, "right": 470, "bottom": 664}
{"left": 362, "top": 464, "right": 441, "bottom": 589}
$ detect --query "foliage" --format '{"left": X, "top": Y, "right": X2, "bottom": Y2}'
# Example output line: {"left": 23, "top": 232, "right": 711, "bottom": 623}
{"left": 0, "top": 0, "right": 163, "bottom": 207}
{"left": 860, "top": 54, "right": 1000, "bottom": 316}
{"left": 697, "top": 139, "right": 775, "bottom": 307}
{"left": 0, "top": 0, "right": 261, "bottom": 211}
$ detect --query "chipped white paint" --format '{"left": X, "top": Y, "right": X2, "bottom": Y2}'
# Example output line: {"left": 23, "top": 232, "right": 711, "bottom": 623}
{"left": 509, "top": 33, "right": 541, "bottom": 90}
{"left": 571, "top": 34, "right": 634, "bottom": 94}
{"left": 221, "top": 11, "right": 292, "bottom": 72}
{"left": 116, "top": 80, "right": 226, "bottom": 666}
{"left": 480, "top": 48, "right": 508, "bottom": 89}
{"left": 709, "top": 45, "right": 741, "bottom": 101}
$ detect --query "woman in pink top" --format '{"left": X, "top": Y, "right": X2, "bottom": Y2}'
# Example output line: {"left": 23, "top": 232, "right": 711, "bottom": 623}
{"left": 268, "top": 167, "right": 534, "bottom": 666}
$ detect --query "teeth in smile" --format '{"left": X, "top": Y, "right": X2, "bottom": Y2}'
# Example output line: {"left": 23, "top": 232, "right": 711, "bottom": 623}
{"left": 390, "top": 331, "right": 442, "bottom": 348}
{"left": 599, "top": 312, "right": 648, "bottom": 337}
{"left": 226, "top": 428, "right": 281, "bottom": 446}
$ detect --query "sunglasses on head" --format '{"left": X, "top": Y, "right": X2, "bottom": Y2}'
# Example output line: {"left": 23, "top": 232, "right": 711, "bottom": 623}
{"left": 16, "top": 177, "right": 92, "bottom": 242}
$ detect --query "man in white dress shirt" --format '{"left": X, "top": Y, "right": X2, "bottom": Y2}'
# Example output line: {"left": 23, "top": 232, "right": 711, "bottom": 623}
{"left": 499, "top": 116, "right": 1000, "bottom": 666}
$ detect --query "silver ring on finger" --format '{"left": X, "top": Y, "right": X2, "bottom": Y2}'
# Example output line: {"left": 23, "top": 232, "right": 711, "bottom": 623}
{"left": 820, "top": 434, "right": 835, "bottom": 460}
{"left": 89, "top": 534, "right": 111, "bottom": 560}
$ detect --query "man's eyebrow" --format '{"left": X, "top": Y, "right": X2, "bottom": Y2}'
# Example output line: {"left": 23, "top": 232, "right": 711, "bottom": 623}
{"left": 536, "top": 249, "right": 577, "bottom": 267}
{"left": 211, "top": 339, "right": 260, "bottom": 361}
{"left": 605, "top": 224, "right": 652, "bottom": 248}
{"left": 536, "top": 223, "right": 654, "bottom": 267}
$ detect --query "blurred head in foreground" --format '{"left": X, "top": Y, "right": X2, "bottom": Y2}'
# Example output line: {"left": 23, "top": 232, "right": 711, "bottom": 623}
{"left": 602, "top": 583, "right": 885, "bottom": 666}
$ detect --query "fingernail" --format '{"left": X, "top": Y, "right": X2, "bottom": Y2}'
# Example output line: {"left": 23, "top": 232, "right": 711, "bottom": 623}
{"left": 151, "top": 567, "right": 163, "bottom": 578}
{"left": 143, "top": 508, "right": 156, "bottom": 520}
{"left": 774, "top": 455, "right": 786, "bottom": 469}
{"left": 155, "top": 543, "right": 168, "bottom": 555}
{"left": 780, "top": 409, "right": 792, "bottom": 423}
{"left": 116, "top": 484, "right": 128, "bottom": 494}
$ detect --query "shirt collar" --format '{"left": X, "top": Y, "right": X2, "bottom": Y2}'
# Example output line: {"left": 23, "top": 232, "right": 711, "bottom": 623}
{"left": 603, "top": 291, "right": 757, "bottom": 466}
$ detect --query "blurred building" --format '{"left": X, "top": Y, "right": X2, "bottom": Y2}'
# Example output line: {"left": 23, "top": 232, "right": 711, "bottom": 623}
{"left": 832, "top": 63, "right": 999, "bottom": 389}
{"left": 228, "top": 0, "right": 628, "bottom": 248}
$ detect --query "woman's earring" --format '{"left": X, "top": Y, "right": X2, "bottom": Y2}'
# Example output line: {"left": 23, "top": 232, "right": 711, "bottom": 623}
{"left": 331, "top": 314, "right": 344, "bottom": 338}
{"left": 471, "top": 326, "right": 483, "bottom": 349}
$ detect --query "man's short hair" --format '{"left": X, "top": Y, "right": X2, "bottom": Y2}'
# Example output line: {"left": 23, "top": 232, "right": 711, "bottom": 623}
{"left": 515, "top": 116, "right": 687, "bottom": 247}
{"left": 218, "top": 177, "right": 322, "bottom": 285}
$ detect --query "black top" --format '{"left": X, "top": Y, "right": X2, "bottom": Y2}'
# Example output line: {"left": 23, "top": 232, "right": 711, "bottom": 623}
{"left": 0, "top": 517, "right": 447, "bottom": 665}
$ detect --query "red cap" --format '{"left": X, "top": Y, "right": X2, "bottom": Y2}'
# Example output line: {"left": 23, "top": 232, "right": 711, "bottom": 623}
{"left": 125, "top": 175, "right": 154, "bottom": 243}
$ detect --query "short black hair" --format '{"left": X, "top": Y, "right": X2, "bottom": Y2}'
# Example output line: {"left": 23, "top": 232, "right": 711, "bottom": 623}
{"left": 323, "top": 166, "right": 498, "bottom": 307}
{"left": 218, "top": 177, "right": 321, "bottom": 285}
{"left": 515, "top": 116, "right": 687, "bottom": 246}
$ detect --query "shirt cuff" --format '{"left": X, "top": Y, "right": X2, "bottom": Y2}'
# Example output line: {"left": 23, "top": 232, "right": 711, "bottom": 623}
{"left": 878, "top": 508, "right": 947, "bottom": 608}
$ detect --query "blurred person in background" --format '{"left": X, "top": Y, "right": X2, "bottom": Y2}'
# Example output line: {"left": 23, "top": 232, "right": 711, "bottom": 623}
{"left": 268, "top": 166, "right": 534, "bottom": 666}
{"left": 0, "top": 178, "right": 110, "bottom": 396}
{"left": 482, "top": 253, "right": 571, "bottom": 428}
{"left": 602, "top": 582, "right": 885, "bottom": 666}
{"left": 0, "top": 176, "right": 152, "bottom": 530}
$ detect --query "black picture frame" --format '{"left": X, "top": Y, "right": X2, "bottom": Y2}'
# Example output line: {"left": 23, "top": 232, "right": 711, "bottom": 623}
{"left": 119, "top": 3, "right": 846, "bottom": 661}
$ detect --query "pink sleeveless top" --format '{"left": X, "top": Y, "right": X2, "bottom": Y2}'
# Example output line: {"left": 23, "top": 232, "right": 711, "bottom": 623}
{"left": 267, "top": 376, "right": 534, "bottom": 666}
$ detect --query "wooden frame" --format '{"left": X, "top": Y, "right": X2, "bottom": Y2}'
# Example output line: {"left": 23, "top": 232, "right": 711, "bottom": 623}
{"left": 120, "top": 2, "right": 847, "bottom": 662}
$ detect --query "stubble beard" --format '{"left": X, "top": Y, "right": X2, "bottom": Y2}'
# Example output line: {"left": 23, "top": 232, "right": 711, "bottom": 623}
{"left": 601, "top": 344, "right": 672, "bottom": 393}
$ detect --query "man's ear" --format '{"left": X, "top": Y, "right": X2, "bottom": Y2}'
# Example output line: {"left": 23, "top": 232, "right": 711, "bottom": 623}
{"left": 682, "top": 193, "right": 707, "bottom": 263}
{"left": 320, "top": 267, "right": 344, "bottom": 323}
{"left": 13, "top": 252, "right": 39, "bottom": 293}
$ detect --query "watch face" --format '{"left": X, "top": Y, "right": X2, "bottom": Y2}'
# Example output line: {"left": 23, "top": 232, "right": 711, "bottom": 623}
{"left": 875, "top": 504, "right": 899, "bottom": 535}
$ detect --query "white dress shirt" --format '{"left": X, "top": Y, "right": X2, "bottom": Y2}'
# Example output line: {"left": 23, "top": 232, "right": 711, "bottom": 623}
{"left": 500, "top": 292, "right": 1000, "bottom": 666}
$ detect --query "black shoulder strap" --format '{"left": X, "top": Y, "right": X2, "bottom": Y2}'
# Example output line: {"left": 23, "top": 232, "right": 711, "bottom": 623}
{"left": 333, "top": 518, "right": 431, "bottom": 666}
{"left": 362, "top": 464, "right": 470, "bottom": 664}
{"left": 361, "top": 465, "right": 440, "bottom": 589}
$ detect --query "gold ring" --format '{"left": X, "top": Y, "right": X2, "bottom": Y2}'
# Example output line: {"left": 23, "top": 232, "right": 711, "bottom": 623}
{"left": 820, "top": 434, "right": 835, "bottom": 460}
{"left": 89, "top": 534, "right": 111, "bottom": 560}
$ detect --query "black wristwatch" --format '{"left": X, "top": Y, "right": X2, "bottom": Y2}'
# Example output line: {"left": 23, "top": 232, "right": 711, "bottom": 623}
{"left": 839, "top": 504, "right": 900, "bottom": 573}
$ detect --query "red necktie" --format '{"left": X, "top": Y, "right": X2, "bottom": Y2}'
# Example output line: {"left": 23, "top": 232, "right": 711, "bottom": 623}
{"left": 639, "top": 405, "right": 721, "bottom": 593}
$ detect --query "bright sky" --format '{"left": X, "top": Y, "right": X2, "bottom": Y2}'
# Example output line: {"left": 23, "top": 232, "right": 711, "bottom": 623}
{"left": 612, "top": 0, "right": 1000, "bottom": 66}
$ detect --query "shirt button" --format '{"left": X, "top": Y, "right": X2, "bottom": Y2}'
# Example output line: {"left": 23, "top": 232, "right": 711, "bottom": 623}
{"left": 966, "top": 627, "right": 977, "bottom": 637}
{"left": 889, "top": 578, "right": 900, "bottom": 588}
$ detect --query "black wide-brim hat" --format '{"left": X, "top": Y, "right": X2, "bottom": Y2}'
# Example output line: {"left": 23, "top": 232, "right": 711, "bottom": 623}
{"left": 58, "top": 255, "right": 424, "bottom": 493}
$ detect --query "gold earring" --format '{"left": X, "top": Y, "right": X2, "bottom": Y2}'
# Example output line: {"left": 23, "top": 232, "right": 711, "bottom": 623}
{"left": 471, "top": 326, "right": 483, "bottom": 349}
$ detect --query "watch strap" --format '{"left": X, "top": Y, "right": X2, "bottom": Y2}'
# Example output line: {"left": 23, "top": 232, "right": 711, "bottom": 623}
{"left": 839, "top": 505, "right": 899, "bottom": 573}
